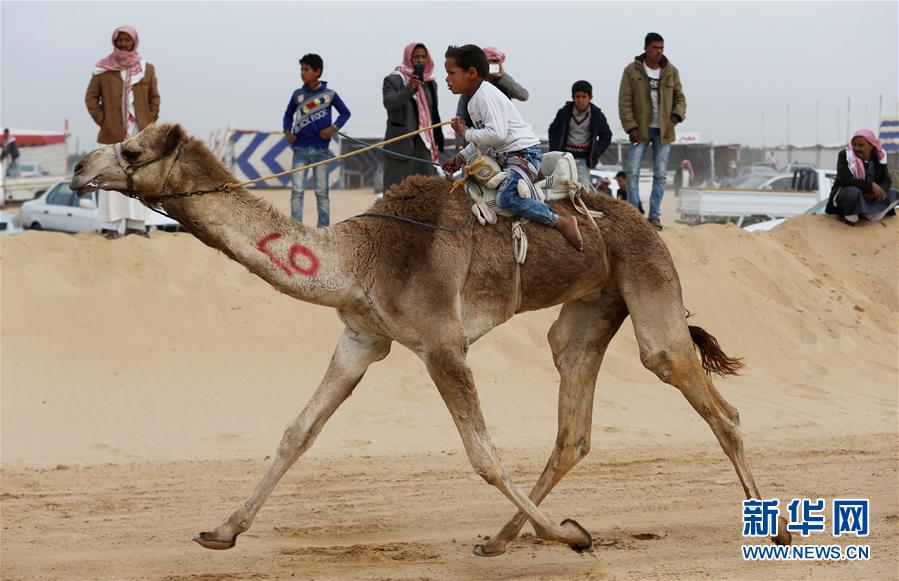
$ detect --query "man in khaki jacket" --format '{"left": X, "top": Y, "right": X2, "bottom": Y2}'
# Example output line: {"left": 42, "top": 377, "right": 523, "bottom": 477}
{"left": 85, "top": 65, "right": 159, "bottom": 145}
{"left": 84, "top": 26, "right": 159, "bottom": 238}
{"left": 85, "top": 26, "right": 160, "bottom": 145}
{"left": 618, "top": 32, "right": 686, "bottom": 230}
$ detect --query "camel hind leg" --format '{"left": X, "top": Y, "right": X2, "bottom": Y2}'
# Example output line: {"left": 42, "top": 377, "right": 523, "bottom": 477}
{"left": 416, "top": 324, "right": 595, "bottom": 554}
{"left": 476, "top": 290, "right": 628, "bottom": 556}
{"left": 623, "top": 283, "right": 792, "bottom": 546}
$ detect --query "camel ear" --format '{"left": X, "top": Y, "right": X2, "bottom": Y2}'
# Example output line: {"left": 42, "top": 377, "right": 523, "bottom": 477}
{"left": 162, "top": 124, "right": 185, "bottom": 155}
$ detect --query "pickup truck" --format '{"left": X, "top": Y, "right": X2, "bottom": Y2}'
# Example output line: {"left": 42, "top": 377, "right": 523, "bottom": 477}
{"left": 1, "top": 173, "right": 67, "bottom": 204}
{"left": 677, "top": 168, "right": 836, "bottom": 227}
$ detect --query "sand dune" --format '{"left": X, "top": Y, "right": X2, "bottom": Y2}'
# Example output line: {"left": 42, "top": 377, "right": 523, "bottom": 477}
{"left": 1, "top": 189, "right": 896, "bottom": 579}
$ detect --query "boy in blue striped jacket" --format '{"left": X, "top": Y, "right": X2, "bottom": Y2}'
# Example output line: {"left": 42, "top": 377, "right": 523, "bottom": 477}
{"left": 283, "top": 53, "right": 351, "bottom": 227}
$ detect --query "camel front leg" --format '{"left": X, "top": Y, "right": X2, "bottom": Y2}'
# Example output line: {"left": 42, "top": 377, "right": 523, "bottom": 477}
{"left": 420, "top": 338, "right": 594, "bottom": 555}
{"left": 194, "top": 328, "right": 391, "bottom": 550}
{"left": 478, "top": 294, "right": 628, "bottom": 556}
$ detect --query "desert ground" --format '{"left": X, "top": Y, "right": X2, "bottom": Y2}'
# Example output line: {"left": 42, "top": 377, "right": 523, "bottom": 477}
{"left": 2, "top": 188, "right": 897, "bottom": 580}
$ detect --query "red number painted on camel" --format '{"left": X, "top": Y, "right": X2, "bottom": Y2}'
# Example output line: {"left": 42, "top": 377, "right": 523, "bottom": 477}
{"left": 257, "top": 233, "right": 320, "bottom": 277}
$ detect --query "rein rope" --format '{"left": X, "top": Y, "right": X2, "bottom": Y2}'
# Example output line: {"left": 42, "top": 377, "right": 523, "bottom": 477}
{"left": 109, "top": 121, "right": 453, "bottom": 222}
{"left": 225, "top": 121, "right": 451, "bottom": 190}
{"left": 336, "top": 130, "right": 442, "bottom": 168}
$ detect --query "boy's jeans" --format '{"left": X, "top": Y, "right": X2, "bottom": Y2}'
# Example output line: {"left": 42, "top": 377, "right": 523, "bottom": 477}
{"left": 626, "top": 127, "right": 670, "bottom": 220}
{"left": 290, "top": 146, "right": 332, "bottom": 227}
{"left": 496, "top": 145, "right": 557, "bottom": 227}
{"left": 574, "top": 157, "right": 595, "bottom": 192}
{"left": 5, "top": 158, "right": 20, "bottom": 177}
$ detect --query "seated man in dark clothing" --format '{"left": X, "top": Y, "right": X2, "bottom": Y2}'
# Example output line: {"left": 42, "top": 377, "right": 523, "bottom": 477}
{"left": 615, "top": 170, "right": 644, "bottom": 214}
{"left": 826, "top": 129, "right": 898, "bottom": 226}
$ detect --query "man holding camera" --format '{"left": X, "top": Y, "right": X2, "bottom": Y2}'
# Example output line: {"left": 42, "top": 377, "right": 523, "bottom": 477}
{"left": 283, "top": 53, "right": 351, "bottom": 227}
{"left": 381, "top": 42, "right": 444, "bottom": 193}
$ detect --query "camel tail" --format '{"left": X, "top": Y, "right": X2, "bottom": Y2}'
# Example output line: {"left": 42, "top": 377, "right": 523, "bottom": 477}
{"left": 688, "top": 325, "right": 744, "bottom": 377}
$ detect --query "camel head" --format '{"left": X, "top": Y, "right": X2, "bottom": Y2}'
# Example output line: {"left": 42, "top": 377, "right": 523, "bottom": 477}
{"left": 71, "top": 123, "right": 187, "bottom": 203}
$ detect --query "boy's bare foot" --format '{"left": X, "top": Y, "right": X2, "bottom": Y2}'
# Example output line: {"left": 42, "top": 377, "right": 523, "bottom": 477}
{"left": 555, "top": 215, "right": 584, "bottom": 251}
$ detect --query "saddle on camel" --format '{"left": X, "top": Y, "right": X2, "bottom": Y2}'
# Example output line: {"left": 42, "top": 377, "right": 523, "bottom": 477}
{"left": 70, "top": 123, "right": 792, "bottom": 558}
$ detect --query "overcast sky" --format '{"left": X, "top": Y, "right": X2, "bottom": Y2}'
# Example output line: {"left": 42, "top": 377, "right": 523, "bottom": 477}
{"left": 2, "top": 1, "right": 897, "bottom": 151}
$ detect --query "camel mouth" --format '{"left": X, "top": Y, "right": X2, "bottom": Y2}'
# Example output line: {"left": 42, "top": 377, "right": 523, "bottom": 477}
{"left": 71, "top": 175, "right": 101, "bottom": 194}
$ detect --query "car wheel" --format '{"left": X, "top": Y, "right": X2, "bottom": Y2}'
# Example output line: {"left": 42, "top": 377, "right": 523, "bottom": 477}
{"left": 30, "top": 222, "right": 42, "bottom": 230}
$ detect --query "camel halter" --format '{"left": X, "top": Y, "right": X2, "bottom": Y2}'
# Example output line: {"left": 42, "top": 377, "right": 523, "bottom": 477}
{"left": 112, "top": 140, "right": 230, "bottom": 205}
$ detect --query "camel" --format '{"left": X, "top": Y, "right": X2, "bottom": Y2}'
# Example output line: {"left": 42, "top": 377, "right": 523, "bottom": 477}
{"left": 71, "top": 123, "right": 792, "bottom": 556}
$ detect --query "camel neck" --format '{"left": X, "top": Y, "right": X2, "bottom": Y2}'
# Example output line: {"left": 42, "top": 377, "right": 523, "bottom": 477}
{"left": 162, "top": 189, "right": 360, "bottom": 310}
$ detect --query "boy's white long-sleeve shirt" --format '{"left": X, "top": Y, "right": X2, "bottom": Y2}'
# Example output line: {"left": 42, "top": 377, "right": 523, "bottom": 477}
{"left": 460, "top": 81, "right": 540, "bottom": 160}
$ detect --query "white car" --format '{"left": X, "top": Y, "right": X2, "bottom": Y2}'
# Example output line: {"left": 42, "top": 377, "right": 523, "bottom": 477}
{"left": 20, "top": 180, "right": 179, "bottom": 233}
{"left": 0, "top": 210, "right": 24, "bottom": 235}
{"left": 589, "top": 164, "right": 622, "bottom": 193}
{"left": 590, "top": 165, "right": 660, "bottom": 200}
{"left": 743, "top": 199, "right": 829, "bottom": 232}
{"left": 729, "top": 173, "right": 795, "bottom": 190}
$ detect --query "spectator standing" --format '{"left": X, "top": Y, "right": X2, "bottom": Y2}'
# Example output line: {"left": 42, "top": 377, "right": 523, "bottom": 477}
{"left": 548, "top": 80, "right": 612, "bottom": 191}
{"left": 283, "top": 53, "right": 351, "bottom": 227}
{"left": 618, "top": 32, "right": 686, "bottom": 230}
{"left": 826, "top": 129, "right": 898, "bottom": 225}
{"left": 673, "top": 159, "right": 694, "bottom": 195}
{"left": 85, "top": 25, "right": 159, "bottom": 238}
{"left": 455, "top": 46, "right": 529, "bottom": 137}
{"left": 1, "top": 129, "right": 20, "bottom": 177}
{"left": 382, "top": 42, "right": 444, "bottom": 193}
{"left": 727, "top": 159, "right": 738, "bottom": 179}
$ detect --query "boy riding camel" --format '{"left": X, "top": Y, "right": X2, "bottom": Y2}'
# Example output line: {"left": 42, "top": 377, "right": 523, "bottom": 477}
{"left": 442, "top": 44, "right": 584, "bottom": 251}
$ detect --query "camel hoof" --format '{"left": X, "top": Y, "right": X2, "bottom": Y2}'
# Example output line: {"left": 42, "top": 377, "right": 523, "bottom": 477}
{"left": 560, "top": 519, "right": 594, "bottom": 553}
{"left": 472, "top": 543, "right": 506, "bottom": 557}
{"left": 772, "top": 526, "right": 792, "bottom": 545}
{"left": 193, "top": 531, "right": 237, "bottom": 550}
{"left": 773, "top": 530, "right": 792, "bottom": 546}
{"left": 771, "top": 517, "right": 792, "bottom": 545}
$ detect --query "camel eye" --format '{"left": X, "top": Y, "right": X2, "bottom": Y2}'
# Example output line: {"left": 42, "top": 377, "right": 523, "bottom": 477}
{"left": 122, "top": 148, "right": 141, "bottom": 162}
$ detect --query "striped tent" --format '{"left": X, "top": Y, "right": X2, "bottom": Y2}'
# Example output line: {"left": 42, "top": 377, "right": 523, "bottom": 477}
{"left": 222, "top": 130, "right": 342, "bottom": 189}
{"left": 879, "top": 118, "right": 899, "bottom": 153}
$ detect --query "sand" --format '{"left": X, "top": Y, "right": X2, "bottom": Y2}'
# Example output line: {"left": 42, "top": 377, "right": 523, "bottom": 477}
{"left": 1, "top": 188, "right": 897, "bottom": 579}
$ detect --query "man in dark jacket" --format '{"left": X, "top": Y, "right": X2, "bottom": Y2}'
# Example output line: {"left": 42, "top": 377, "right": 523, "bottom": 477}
{"left": 548, "top": 81, "right": 612, "bottom": 192}
{"left": 1, "top": 129, "right": 20, "bottom": 177}
{"left": 381, "top": 43, "right": 444, "bottom": 193}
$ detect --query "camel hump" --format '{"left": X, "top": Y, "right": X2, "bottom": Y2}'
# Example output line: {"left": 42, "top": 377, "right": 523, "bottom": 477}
{"left": 370, "top": 175, "right": 468, "bottom": 226}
